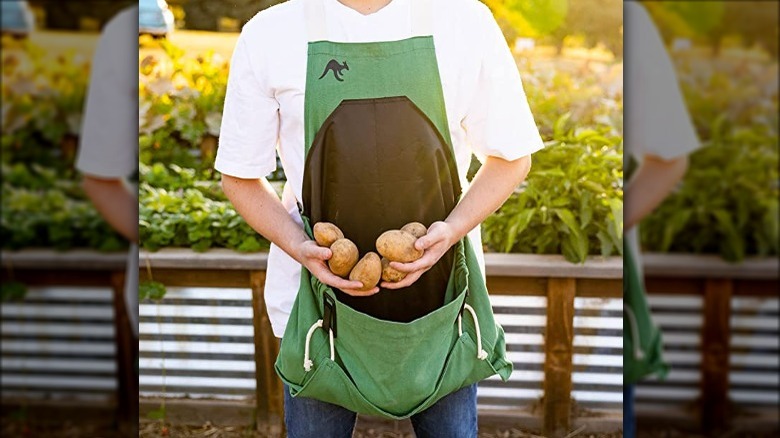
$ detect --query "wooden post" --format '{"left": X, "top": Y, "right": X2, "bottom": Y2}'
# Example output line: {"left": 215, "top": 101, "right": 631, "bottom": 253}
{"left": 700, "top": 278, "right": 733, "bottom": 432}
{"left": 543, "top": 277, "right": 576, "bottom": 437}
{"left": 250, "top": 271, "right": 284, "bottom": 434}
{"left": 110, "top": 271, "right": 138, "bottom": 437}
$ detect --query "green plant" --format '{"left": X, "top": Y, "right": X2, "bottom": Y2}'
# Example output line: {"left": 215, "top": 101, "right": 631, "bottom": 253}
{"left": 1, "top": 281, "right": 28, "bottom": 301}
{"left": 139, "top": 163, "right": 270, "bottom": 252}
{"left": 139, "top": 42, "right": 229, "bottom": 171}
{"left": 638, "top": 49, "right": 778, "bottom": 261}
{"left": 640, "top": 120, "right": 778, "bottom": 261}
{"left": 1, "top": 163, "right": 127, "bottom": 251}
{"left": 2, "top": 42, "right": 89, "bottom": 168}
{"left": 140, "top": 278, "right": 168, "bottom": 431}
{"left": 482, "top": 115, "right": 623, "bottom": 262}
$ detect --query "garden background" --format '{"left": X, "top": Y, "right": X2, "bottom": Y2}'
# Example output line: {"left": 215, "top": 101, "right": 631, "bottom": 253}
{"left": 1, "top": 0, "right": 778, "bottom": 437}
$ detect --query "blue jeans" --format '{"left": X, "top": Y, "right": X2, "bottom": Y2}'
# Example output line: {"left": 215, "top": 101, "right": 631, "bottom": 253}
{"left": 624, "top": 384, "right": 635, "bottom": 438}
{"left": 284, "top": 383, "right": 478, "bottom": 438}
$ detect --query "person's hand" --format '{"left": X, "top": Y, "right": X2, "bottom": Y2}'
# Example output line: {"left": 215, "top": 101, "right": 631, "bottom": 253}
{"left": 381, "top": 221, "right": 457, "bottom": 290}
{"left": 296, "top": 240, "right": 379, "bottom": 297}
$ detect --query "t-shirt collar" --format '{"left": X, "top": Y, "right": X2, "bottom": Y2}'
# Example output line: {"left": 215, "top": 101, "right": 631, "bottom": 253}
{"left": 326, "top": 0, "right": 408, "bottom": 19}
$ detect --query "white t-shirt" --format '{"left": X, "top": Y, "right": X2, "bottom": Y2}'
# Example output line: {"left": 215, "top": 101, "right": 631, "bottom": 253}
{"left": 623, "top": 1, "right": 700, "bottom": 268}
{"left": 215, "top": 0, "right": 545, "bottom": 336}
{"left": 75, "top": 6, "right": 139, "bottom": 337}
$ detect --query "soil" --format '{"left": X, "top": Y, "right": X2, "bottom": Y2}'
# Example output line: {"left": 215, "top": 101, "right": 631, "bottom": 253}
{"left": 3, "top": 417, "right": 777, "bottom": 437}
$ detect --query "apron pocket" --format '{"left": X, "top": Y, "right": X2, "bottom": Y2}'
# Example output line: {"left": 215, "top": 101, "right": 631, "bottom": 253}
{"left": 290, "top": 330, "right": 499, "bottom": 419}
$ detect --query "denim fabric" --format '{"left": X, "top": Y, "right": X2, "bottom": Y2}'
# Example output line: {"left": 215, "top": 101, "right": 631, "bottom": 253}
{"left": 624, "top": 384, "right": 635, "bottom": 438}
{"left": 284, "top": 383, "right": 478, "bottom": 438}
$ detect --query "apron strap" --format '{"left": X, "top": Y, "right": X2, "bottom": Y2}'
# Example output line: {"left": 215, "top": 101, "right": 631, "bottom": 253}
{"left": 411, "top": 0, "right": 434, "bottom": 36}
{"left": 305, "top": 0, "right": 328, "bottom": 42}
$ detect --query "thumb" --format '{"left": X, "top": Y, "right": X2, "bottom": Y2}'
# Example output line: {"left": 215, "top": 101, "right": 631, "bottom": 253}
{"left": 415, "top": 235, "right": 434, "bottom": 251}
{"left": 306, "top": 243, "right": 332, "bottom": 260}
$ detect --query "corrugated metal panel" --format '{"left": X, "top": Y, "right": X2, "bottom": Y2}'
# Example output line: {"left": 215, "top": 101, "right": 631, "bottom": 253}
{"left": 729, "top": 297, "right": 780, "bottom": 406}
{"left": 636, "top": 294, "right": 703, "bottom": 406}
{"left": 572, "top": 297, "right": 623, "bottom": 410}
{"left": 480, "top": 295, "right": 546, "bottom": 408}
{"left": 0, "top": 286, "right": 117, "bottom": 404}
{"left": 138, "top": 287, "right": 255, "bottom": 400}
{"left": 636, "top": 295, "right": 780, "bottom": 410}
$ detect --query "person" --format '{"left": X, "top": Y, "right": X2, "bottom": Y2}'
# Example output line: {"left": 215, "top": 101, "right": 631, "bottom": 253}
{"left": 623, "top": 2, "right": 700, "bottom": 437}
{"left": 216, "top": 0, "right": 544, "bottom": 435}
{"left": 75, "top": 5, "right": 139, "bottom": 437}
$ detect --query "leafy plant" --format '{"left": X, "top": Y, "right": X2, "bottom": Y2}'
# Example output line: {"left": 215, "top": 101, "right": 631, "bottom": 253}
{"left": 482, "top": 116, "right": 623, "bottom": 263}
{"left": 640, "top": 120, "right": 778, "bottom": 261}
{"left": 139, "top": 42, "right": 229, "bottom": 171}
{"left": 639, "top": 49, "right": 778, "bottom": 261}
{"left": 1, "top": 281, "right": 28, "bottom": 302}
{"left": 1, "top": 163, "right": 127, "bottom": 251}
{"left": 2, "top": 42, "right": 89, "bottom": 169}
{"left": 139, "top": 163, "right": 270, "bottom": 252}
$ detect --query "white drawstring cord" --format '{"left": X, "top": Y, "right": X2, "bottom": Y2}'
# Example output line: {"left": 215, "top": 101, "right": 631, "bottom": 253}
{"left": 458, "top": 303, "right": 488, "bottom": 360}
{"left": 303, "top": 319, "right": 335, "bottom": 372}
{"left": 624, "top": 304, "right": 645, "bottom": 360}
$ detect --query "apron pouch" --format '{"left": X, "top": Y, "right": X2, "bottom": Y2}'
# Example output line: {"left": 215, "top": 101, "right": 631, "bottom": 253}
{"left": 291, "top": 329, "right": 500, "bottom": 419}
{"left": 277, "top": 239, "right": 507, "bottom": 418}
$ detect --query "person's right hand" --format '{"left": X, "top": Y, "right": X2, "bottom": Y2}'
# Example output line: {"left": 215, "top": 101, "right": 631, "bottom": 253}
{"left": 296, "top": 240, "right": 379, "bottom": 297}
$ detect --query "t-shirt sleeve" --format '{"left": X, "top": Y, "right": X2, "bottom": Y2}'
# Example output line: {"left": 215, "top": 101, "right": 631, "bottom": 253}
{"left": 461, "top": 6, "right": 545, "bottom": 161}
{"left": 214, "top": 32, "right": 279, "bottom": 179}
{"left": 75, "top": 7, "right": 137, "bottom": 179}
{"left": 624, "top": 2, "right": 700, "bottom": 161}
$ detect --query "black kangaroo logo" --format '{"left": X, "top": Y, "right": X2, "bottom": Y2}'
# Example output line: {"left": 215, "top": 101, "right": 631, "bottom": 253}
{"left": 318, "top": 59, "right": 349, "bottom": 82}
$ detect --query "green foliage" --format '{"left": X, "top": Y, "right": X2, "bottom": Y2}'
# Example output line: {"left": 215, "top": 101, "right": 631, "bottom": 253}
{"left": 1, "top": 163, "right": 128, "bottom": 251}
{"left": 139, "top": 163, "right": 270, "bottom": 252}
{"left": 146, "top": 405, "right": 166, "bottom": 421}
{"left": 640, "top": 121, "right": 778, "bottom": 261}
{"left": 482, "top": 117, "right": 623, "bottom": 263}
{"left": 638, "top": 49, "right": 778, "bottom": 262}
{"left": 1, "top": 41, "right": 90, "bottom": 168}
{"left": 551, "top": 0, "right": 623, "bottom": 56}
{"left": 645, "top": 1, "right": 778, "bottom": 57}
{"left": 139, "top": 41, "right": 229, "bottom": 171}
{"left": 506, "top": 0, "right": 569, "bottom": 37}
{"left": 139, "top": 280, "right": 167, "bottom": 301}
{"left": 1, "top": 281, "right": 28, "bottom": 302}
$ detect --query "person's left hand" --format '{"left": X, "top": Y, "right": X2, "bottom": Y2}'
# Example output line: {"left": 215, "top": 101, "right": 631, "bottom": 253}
{"left": 380, "top": 221, "right": 458, "bottom": 289}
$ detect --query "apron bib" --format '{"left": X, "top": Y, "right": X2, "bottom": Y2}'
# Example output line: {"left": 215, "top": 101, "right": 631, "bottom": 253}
{"left": 624, "top": 239, "right": 669, "bottom": 384}
{"left": 275, "top": 0, "right": 512, "bottom": 419}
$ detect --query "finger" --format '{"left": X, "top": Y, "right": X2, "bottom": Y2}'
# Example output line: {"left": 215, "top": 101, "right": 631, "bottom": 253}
{"left": 312, "top": 266, "right": 363, "bottom": 290}
{"left": 341, "top": 286, "right": 379, "bottom": 297}
{"left": 306, "top": 244, "right": 332, "bottom": 260}
{"left": 389, "top": 255, "right": 434, "bottom": 274}
{"left": 381, "top": 271, "right": 423, "bottom": 290}
{"left": 414, "top": 234, "right": 437, "bottom": 251}
{"left": 326, "top": 276, "right": 365, "bottom": 291}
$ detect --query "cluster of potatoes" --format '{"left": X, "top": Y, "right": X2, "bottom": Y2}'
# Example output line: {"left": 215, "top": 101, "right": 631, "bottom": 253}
{"left": 313, "top": 221, "right": 428, "bottom": 291}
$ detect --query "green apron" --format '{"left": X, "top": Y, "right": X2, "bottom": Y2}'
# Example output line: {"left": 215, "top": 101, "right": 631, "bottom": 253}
{"left": 624, "top": 237, "right": 668, "bottom": 384}
{"left": 274, "top": 0, "right": 512, "bottom": 419}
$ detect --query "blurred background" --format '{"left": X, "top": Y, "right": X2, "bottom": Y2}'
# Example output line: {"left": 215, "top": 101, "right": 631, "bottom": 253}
{"left": 623, "top": 1, "right": 778, "bottom": 437}
{"left": 0, "top": 0, "right": 777, "bottom": 437}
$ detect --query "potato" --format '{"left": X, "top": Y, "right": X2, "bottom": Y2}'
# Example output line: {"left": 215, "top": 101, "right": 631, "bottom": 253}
{"left": 313, "top": 222, "right": 344, "bottom": 247}
{"left": 381, "top": 257, "right": 407, "bottom": 283}
{"left": 328, "top": 238, "right": 359, "bottom": 277}
{"left": 376, "top": 230, "right": 423, "bottom": 263}
{"left": 400, "top": 222, "right": 427, "bottom": 239}
{"left": 349, "top": 252, "right": 382, "bottom": 291}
